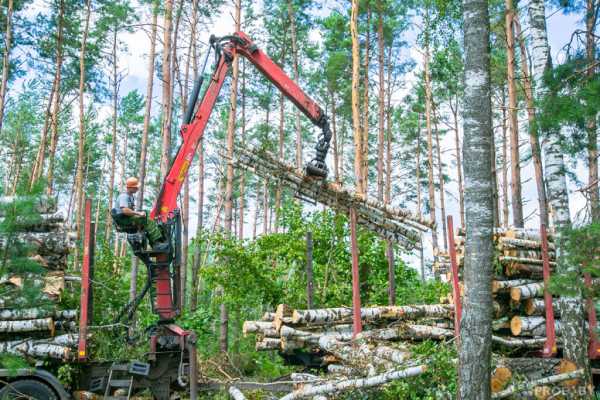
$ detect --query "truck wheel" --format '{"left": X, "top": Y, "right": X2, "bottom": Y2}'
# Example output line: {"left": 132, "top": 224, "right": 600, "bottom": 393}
{"left": 0, "top": 379, "right": 58, "bottom": 400}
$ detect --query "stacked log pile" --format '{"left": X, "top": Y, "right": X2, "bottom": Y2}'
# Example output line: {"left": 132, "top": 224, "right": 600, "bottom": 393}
{"left": 445, "top": 228, "right": 567, "bottom": 348}
{"left": 233, "top": 145, "right": 433, "bottom": 249}
{"left": 0, "top": 198, "right": 79, "bottom": 361}
{"left": 241, "top": 304, "right": 450, "bottom": 397}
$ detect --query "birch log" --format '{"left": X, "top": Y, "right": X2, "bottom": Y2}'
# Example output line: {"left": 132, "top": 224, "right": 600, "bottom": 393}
{"left": 510, "top": 316, "right": 562, "bottom": 337}
{"left": 492, "top": 335, "right": 547, "bottom": 348}
{"left": 0, "top": 317, "right": 54, "bottom": 333}
{"left": 0, "top": 339, "right": 71, "bottom": 360}
{"left": 492, "top": 279, "right": 536, "bottom": 293}
{"left": 499, "top": 256, "right": 555, "bottom": 266}
{"left": 0, "top": 308, "right": 76, "bottom": 321}
{"left": 524, "top": 298, "right": 560, "bottom": 316}
{"left": 0, "top": 196, "right": 57, "bottom": 215}
{"left": 498, "top": 237, "right": 555, "bottom": 250}
{"left": 279, "top": 365, "right": 427, "bottom": 400}
{"left": 255, "top": 338, "right": 281, "bottom": 351}
{"left": 242, "top": 321, "right": 278, "bottom": 337}
{"left": 356, "top": 324, "right": 454, "bottom": 341}
{"left": 510, "top": 282, "right": 544, "bottom": 302}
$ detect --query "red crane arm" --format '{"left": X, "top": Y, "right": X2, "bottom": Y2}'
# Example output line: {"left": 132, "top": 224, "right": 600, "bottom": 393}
{"left": 151, "top": 31, "right": 331, "bottom": 221}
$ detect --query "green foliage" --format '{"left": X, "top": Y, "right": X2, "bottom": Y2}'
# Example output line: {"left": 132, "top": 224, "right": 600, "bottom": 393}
{"left": 0, "top": 354, "right": 29, "bottom": 376}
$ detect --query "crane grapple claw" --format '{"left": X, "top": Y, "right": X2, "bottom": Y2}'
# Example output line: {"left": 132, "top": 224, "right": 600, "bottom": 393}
{"left": 305, "top": 161, "right": 328, "bottom": 179}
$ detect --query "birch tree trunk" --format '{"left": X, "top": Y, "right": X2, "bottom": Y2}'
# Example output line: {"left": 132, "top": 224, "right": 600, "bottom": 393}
{"left": 505, "top": 0, "right": 524, "bottom": 227}
{"left": 586, "top": 0, "right": 599, "bottom": 221}
{"left": 416, "top": 114, "right": 425, "bottom": 280}
{"left": 528, "top": 0, "right": 591, "bottom": 392}
{"left": 350, "top": 0, "right": 364, "bottom": 197}
{"left": 459, "top": 0, "right": 495, "bottom": 397}
{"left": 45, "top": 0, "right": 65, "bottom": 195}
{"left": 0, "top": 0, "right": 14, "bottom": 133}
{"left": 160, "top": 0, "right": 173, "bottom": 180}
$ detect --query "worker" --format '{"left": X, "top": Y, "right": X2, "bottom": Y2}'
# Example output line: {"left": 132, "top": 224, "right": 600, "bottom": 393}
{"left": 112, "top": 177, "right": 168, "bottom": 251}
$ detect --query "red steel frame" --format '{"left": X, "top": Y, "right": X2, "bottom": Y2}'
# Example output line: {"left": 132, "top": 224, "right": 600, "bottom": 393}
{"left": 585, "top": 272, "right": 600, "bottom": 358}
{"left": 78, "top": 198, "right": 94, "bottom": 361}
{"left": 447, "top": 216, "right": 461, "bottom": 341}
{"left": 349, "top": 208, "right": 363, "bottom": 336}
{"left": 540, "top": 223, "right": 557, "bottom": 357}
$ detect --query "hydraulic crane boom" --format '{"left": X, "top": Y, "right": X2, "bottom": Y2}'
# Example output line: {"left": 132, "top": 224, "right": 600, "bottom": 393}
{"left": 115, "top": 32, "right": 331, "bottom": 324}
{"left": 151, "top": 31, "right": 331, "bottom": 222}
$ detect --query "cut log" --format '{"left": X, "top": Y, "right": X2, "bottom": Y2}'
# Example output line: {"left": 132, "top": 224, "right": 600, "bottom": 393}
{"left": 229, "top": 386, "right": 247, "bottom": 400}
{"left": 0, "top": 317, "right": 54, "bottom": 334}
{"left": 491, "top": 369, "right": 584, "bottom": 399}
{"left": 291, "top": 304, "right": 452, "bottom": 325}
{"left": 327, "top": 364, "right": 359, "bottom": 376}
{"left": 493, "top": 317, "right": 511, "bottom": 332}
{"left": 510, "top": 283, "right": 544, "bottom": 302}
{"left": 524, "top": 298, "right": 560, "bottom": 317}
{"left": 498, "top": 256, "right": 555, "bottom": 267}
{"left": 242, "top": 321, "right": 277, "bottom": 337}
{"left": 492, "top": 279, "right": 537, "bottom": 294}
{"left": 255, "top": 338, "right": 281, "bottom": 351}
{"left": 55, "top": 320, "right": 78, "bottom": 331}
{"left": 0, "top": 339, "right": 71, "bottom": 360}
{"left": 493, "top": 302, "right": 510, "bottom": 319}
{"left": 0, "top": 231, "right": 76, "bottom": 256}
{"left": 494, "top": 357, "right": 563, "bottom": 381}
{"left": 0, "top": 308, "right": 76, "bottom": 321}
{"left": 504, "top": 263, "right": 545, "bottom": 279}
{"left": 491, "top": 367, "right": 512, "bottom": 393}
{"left": 372, "top": 346, "right": 411, "bottom": 364}
{"left": 510, "top": 316, "right": 561, "bottom": 337}
{"left": 497, "top": 237, "right": 555, "bottom": 250}
{"left": 10, "top": 213, "right": 66, "bottom": 232}
{"left": 492, "top": 335, "right": 547, "bottom": 348}
{"left": 278, "top": 365, "right": 427, "bottom": 400}
{"left": 356, "top": 324, "right": 454, "bottom": 341}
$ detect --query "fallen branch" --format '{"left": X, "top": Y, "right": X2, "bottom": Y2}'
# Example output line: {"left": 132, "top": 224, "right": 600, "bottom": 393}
{"left": 228, "top": 386, "right": 246, "bottom": 400}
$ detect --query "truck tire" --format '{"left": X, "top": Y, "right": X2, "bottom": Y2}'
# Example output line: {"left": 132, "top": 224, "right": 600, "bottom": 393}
{"left": 0, "top": 379, "right": 58, "bottom": 400}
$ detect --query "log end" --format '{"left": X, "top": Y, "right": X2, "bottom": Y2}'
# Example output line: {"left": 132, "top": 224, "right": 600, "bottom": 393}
{"left": 524, "top": 298, "right": 536, "bottom": 316}
{"left": 510, "top": 287, "right": 521, "bottom": 303}
{"left": 510, "top": 316, "right": 522, "bottom": 336}
{"left": 491, "top": 366, "right": 512, "bottom": 393}
{"left": 557, "top": 360, "right": 579, "bottom": 387}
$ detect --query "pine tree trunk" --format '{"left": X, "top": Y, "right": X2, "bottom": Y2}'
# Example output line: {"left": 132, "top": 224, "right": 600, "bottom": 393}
{"left": 513, "top": 16, "right": 548, "bottom": 227}
{"left": 451, "top": 99, "right": 465, "bottom": 229}
{"left": 528, "top": 0, "right": 591, "bottom": 391}
{"left": 434, "top": 114, "right": 447, "bottom": 250}
{"left": 459, "top": 0, "right": 495, "bottom": 397}
{"left": 45, "top": 0, "right": 65, "bottom": 195}
{"left": 361, "top": 4, "right": 371, "bottom": 195}
{"left": 287, "top": 0, "right": 302, "bottom": 169}
{"left": 160, "top": 0, "right": 173, "bottom": 180}
{"left": 105, "top": 28, "right": 119, "bottom": 241}
{"left": 501, "top": 86, "right": 509, "bottom": 227}
{"left": 586, "top": 0, "right": 599, "bottom": 221}
{"left": 0, "top": 0, "right": 14, "bottom": 133}
{"left": 350, "top": 0, "right": 364, "bottom": 197}
{"left": 385, "top": 43, "right": 393, "bottom": 204}
{"left": 330, "top": 87, "right": 340, "bottom": 183}
{"left": 376, "top": 1, "right": 385, "bottom": 202}
{"left": 75, "top": 0, "right": 92, "bottom": 243}
{"left": 238, "top": 59, "right": 246, "bottom": 239}
{"left": 133, "top": 0, "right": 159, "bottom": 308}
{"left": 505, "top": 0, "right": 524, "bottom": 227}
{"left": 423, "top": 36, "right": 438, "bottom": 252}
{"left": 30, "top": 91, "right": 54, "bottom": 189}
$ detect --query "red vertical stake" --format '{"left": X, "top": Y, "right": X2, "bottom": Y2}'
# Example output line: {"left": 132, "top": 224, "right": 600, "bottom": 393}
{"left": 584, "top": 273, "right": 600, "bottom": 358}
{"left": 447, "top": 216, "right": 461, "bottom": 341}
{"left": 541, "top": 223, "right": 557, "bottom": 357}
{"left": 78, "top": 198, "right": 92, "bottom": 362}
{"left": 349, "top": 208, "right": 362, "bottom": 336}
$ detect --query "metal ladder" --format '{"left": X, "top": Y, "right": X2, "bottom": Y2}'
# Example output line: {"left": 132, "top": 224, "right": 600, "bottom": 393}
{"left": 103, "top": 363, "right": 133, "bottom": 400}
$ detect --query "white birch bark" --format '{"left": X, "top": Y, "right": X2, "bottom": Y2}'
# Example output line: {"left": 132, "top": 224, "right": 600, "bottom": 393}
{"left": 528, "top": 0, "right": 590, "bottom": 384}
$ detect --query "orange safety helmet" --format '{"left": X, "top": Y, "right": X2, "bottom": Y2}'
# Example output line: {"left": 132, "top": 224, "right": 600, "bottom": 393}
{"left": 126, "top": 177, "right": 140, "bottom": 189}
